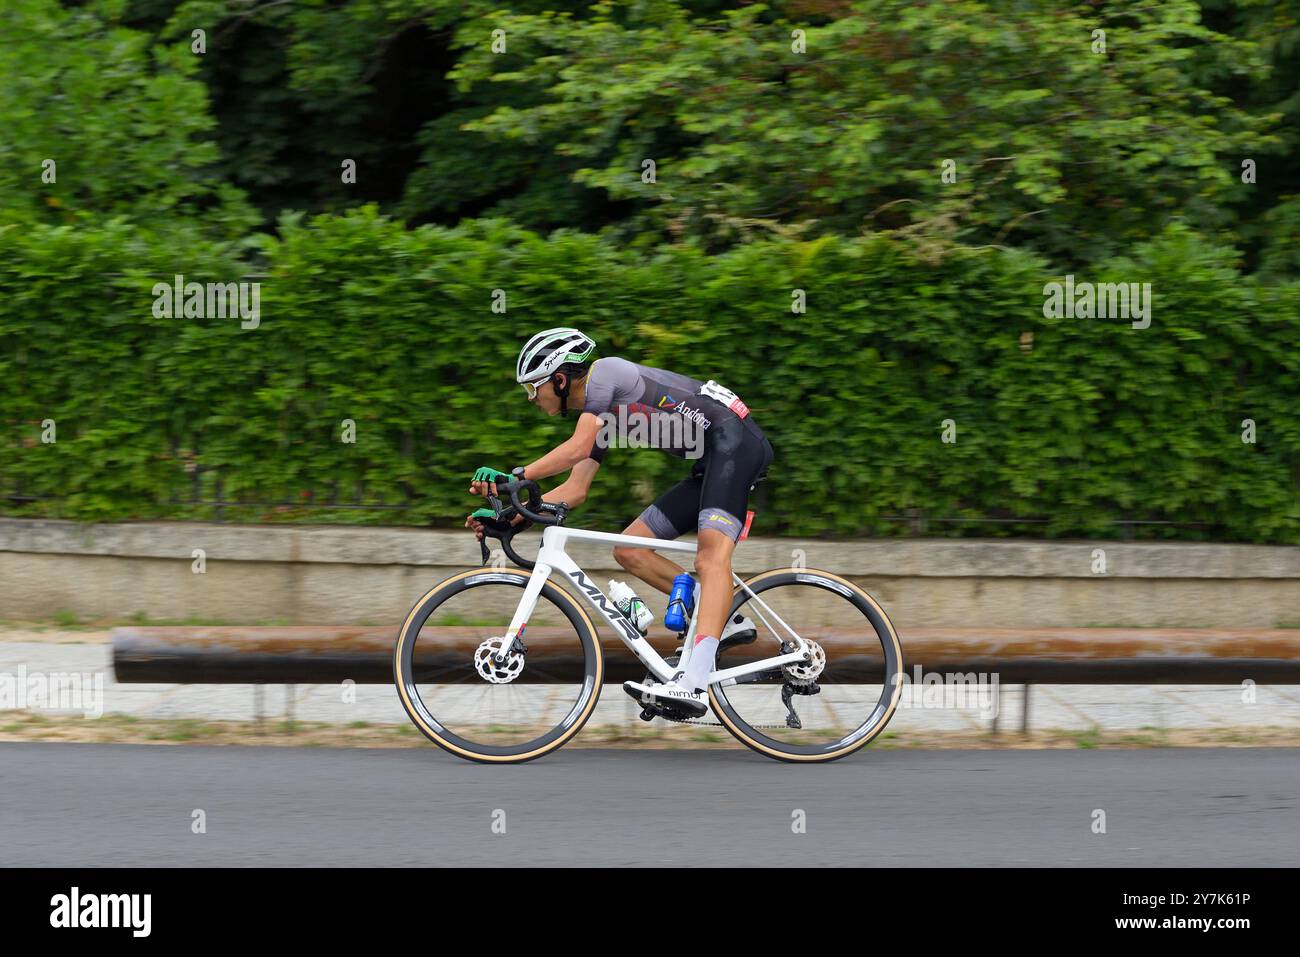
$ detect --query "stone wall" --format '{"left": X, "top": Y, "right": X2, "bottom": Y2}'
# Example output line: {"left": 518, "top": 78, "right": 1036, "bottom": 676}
{"left": 1, "top": 519, "right": 1297, "bottom": 628}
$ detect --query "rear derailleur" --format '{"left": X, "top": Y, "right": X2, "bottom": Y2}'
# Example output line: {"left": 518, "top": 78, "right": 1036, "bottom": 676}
{"left": 779, "top": 638, "right": 825, "bottom": 729}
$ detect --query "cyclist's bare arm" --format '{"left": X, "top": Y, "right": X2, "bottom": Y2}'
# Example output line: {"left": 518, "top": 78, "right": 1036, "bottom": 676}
{"left": 543, "top": 456, "right": 599, "bottom": 507}
{"left": 467, "top": 412, "right": 597, "bottom": 496}
{"left": 521, "top": 412, "right": 602, "bottom": 481}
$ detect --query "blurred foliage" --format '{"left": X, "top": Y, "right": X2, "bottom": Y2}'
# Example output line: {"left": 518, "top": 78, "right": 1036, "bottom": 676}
{"left": 94, "top": 0, "right": 1295, "bottom": 270}
{"left": 0, "top": 0, "right": 1297, "bottom": 540}
{"left": 0, "top": 0, "right": 258, "bottom": 237}
{"left": 2, "top": 211, "right": 1296, "bottom": 540}
{"left": 450, "top": 0, "right": 1278, "bottom": 264}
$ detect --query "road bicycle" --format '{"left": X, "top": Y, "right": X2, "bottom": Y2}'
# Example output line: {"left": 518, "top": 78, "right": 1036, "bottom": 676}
{"left": 394, "top": 477, "right": 904, "bottom": 763}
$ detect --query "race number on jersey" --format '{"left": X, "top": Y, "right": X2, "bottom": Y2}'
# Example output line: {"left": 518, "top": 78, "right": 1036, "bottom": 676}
{"left": 699, "top": 379, "right": 750, "bottom": 418}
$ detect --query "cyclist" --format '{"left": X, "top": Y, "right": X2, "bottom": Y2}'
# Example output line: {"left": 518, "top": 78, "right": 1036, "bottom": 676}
{"left": 467, "top": 327, "right": 774, "bottom": 717}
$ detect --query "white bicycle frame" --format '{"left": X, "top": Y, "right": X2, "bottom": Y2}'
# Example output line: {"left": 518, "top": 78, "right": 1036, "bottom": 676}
{"left": 499, "top": 524, "right": 811, "bottom": 687}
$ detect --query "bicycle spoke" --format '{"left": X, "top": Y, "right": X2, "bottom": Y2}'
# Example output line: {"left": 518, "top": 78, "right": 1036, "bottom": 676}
{"left": 710, "top": 570, "right": 902, "bottom": 758}
{"left": 399, "top": 573, "right": 599, "bottom": 757}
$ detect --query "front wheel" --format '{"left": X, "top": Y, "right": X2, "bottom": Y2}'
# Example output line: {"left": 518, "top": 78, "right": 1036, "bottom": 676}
{"left": 394, "top": 568, "right": 603, "bottom": 763}
{"left": 708, "top": 568, "right": 904, "bottom": 762}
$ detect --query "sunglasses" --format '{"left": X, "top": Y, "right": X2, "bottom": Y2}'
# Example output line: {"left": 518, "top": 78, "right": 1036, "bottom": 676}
{"left": 521, "top": 377, "right": 549, "bottom": 399}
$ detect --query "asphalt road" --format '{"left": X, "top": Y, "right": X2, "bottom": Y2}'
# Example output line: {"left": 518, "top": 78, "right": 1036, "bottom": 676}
{"left": 1, "top": 743, "right": 1296, "bottom": 866}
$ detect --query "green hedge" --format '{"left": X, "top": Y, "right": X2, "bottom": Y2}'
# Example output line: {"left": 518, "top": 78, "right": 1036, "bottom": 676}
{"left": 2, "top": 210, "right": 1297, "bottom": 541}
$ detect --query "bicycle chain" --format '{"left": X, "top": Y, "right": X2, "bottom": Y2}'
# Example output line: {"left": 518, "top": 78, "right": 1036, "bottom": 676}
{"left": 658, "top": 713, "right": 791, "bottom": 730}
{"left": 653, "top": 704, "right": 793, "bottom": 731}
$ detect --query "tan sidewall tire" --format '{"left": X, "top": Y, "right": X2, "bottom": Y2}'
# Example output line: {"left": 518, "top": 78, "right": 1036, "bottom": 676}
{"left": 394, "top": 568, "right": 603, "bottom": 763}
{"left": 708, "top": 568, "right": 904, "bottom": 763}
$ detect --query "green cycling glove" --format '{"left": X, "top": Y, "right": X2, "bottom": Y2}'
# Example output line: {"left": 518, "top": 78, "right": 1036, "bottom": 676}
{"left": 472, "top": 466, "right": 511, "bottom": 486}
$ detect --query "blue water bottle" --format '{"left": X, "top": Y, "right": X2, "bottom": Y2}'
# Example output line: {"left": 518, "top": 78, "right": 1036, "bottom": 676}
{"left": 664, "top": 573, "right": 696, "bottom": 632}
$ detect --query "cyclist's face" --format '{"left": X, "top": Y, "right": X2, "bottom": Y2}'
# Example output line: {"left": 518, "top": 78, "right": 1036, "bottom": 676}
{"left": 525, "top": 376, "right": 562, "bottom": 415}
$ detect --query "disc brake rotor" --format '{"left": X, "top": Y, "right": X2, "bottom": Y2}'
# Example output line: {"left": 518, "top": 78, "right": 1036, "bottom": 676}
{"left": 474, "top": 638, "right": 524, "bottom": 684}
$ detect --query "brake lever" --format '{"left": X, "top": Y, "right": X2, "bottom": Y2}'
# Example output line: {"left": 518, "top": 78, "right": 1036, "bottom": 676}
{"left": 475, "top": 490, "right": 510, "bottom": 566}
{"left": 473, "top": 492, "right": 532, "bottom": 568}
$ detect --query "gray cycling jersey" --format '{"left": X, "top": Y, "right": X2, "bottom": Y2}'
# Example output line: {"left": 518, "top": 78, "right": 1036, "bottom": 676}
{"left": 581, "top": 357, "right": 703, "bottom": 461}
{"left": 580, "top": 356, "right": 762, "bottom": 462}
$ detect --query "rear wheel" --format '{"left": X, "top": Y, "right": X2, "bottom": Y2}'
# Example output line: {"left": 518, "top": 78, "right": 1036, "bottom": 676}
{"left": 708, "top": 568, "right": 904, "bottom": 762}
{"left": 394, "top": 569, "right": 603, "bottom": 763}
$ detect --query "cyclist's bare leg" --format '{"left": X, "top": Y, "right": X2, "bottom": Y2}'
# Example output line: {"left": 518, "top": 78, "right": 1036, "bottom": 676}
{"left": 612, "top": 518, "right": 684, "bottom": 595}
{"left": 678, "top": 527, "right": 735, "bottom": 690}
{"left": 693, "top": 528, "right": 735, "bottom": 641}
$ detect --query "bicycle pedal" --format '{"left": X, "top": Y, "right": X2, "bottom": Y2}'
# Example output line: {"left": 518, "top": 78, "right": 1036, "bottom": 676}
{"left": 635, "top": 698, "right": 699, "bottom": 723}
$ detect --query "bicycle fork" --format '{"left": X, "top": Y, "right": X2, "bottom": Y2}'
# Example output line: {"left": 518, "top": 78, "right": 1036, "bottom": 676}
{"left": 495, "top": 561, "right": 550, "bottom": 664}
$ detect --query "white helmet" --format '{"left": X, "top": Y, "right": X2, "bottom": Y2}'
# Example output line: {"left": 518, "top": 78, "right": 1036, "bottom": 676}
{"left": 515, "top": 327, "right": 596, "bottom": 384}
